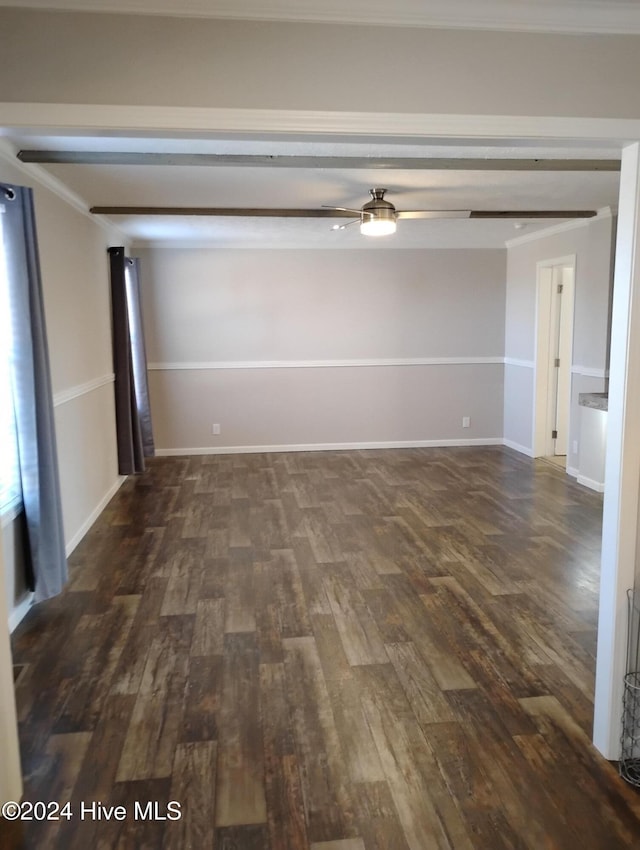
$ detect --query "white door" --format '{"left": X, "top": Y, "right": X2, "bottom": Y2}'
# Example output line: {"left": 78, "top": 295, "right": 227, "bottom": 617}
{"left": 549, "top": 265, "right": 574, "bottom": 456}
{"left": 534, "top": 256, "right": 576, "bottom": 459}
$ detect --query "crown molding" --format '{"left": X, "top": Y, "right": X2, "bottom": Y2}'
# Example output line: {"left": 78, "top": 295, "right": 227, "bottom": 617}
{"left": 0, "top": 137, "right": 90, "bottom": 215}
{"left": 0, "top": 137, "right": 127, "bottom": 239}
{"left": 504, "top": 207, "right": 613, "bottom": 248}
{"left": 505, "top": 217, "right": 589, "bottom": 247}
{"left": 2, "top": 0, "right": 640, "bottom": 35}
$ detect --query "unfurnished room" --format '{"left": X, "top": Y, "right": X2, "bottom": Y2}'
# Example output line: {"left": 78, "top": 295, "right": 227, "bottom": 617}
{"left": 2, "top": 2, "right": 640, "bottom": 848}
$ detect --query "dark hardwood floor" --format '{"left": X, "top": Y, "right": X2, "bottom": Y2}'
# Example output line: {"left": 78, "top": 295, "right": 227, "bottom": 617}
{"left": 3, "top": 447, "right": 640, "bottom": 849}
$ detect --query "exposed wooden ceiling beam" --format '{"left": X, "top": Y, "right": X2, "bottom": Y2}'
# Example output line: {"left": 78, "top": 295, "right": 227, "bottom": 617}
{"left": 19, "top": 151, "right": 621, "bottom": 171}
{"left": 89, "top": 205, "right": 598, "bottom": 219}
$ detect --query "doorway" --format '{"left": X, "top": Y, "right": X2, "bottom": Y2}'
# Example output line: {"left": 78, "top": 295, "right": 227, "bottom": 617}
{"left": 533, "top": 256, "right": 576, "bottom": 465}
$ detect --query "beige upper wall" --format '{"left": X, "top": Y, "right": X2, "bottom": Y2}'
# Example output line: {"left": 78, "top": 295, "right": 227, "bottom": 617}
{"left": 34, "top": 194, "right": 116, "bottom": 393}
{"left": 139, "top": 247, "right": 506, "bottom": 363}
{"left": 1, "top": 10, "right": 640, "bottom": 118}
{"left": 0, "top": 158, "right": 116, "bottom": 392}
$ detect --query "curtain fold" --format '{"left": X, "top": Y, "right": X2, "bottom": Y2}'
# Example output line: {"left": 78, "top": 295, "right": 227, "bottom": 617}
{"left": 109, "top": 247, "right": 154, "bottom": 474}
{"left": 126, "top": 258, "right": 155, "bottom": 458}
{"left": 2, "top": 182, "right": 67, "bottom": 603}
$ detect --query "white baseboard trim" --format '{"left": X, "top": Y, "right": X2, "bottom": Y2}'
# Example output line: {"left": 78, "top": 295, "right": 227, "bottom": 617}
{"left": 9, "top": 592, "right": 35, "bottom": 634}
{"left": 8, "top": 476, "right": 128, "bottom": 632}
{"left": 64, "top": 475, "right": 128, "bottom": 557}
{"left": 566, "top": 465, "right": 579, "bottom": 479}
{"left": 577, "top": 474, "right": 605, "bottom": 493}
{"left": 155, "top": 438, "right": 505, "bottom": 456}
{"left": 502, "top": 439, "right": 534, "bottom": 457}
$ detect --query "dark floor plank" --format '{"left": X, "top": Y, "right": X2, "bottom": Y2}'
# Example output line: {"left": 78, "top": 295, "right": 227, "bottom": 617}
{"left": 224, "top": 550, "right": 256, "bottom": 633}
{"left": 181, "top": 654, "right": 222, "bottom": 743}
{"left": 261, "top": 662, "right": 310, "bottom": 850}
{"left": 283, "top": 635, "right": 355, "bottom": 843}
{"left": 163, "top": 741, "right": 218, "bottom": 850}
{"left": 322, "top": 566, "right": 389, "bottom": 666}
{"left": 215, "top": 633, "right": 267, "bottom": 827}
{"left": 356, "top": 663, "right": 474, "bottom": 850}
{"left": 351, "top": 781, "right": 412, "bottom": 850}
{"left": 192, "top": 597, "right": 225, "bottom": 656}
{"left": 215, "top": 824, "right": 270, "bottom": 849}
{"left": 116, "top": 615, "right": 193, "bottom": 781}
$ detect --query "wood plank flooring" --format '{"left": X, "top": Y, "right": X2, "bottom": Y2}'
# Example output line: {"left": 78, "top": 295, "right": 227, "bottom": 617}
{"left": 4, "top": 447, "right": 640, "bottom": 849}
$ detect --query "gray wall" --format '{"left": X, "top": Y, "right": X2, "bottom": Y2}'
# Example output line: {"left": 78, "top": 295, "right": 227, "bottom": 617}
{"left": 2, "top": 9, "right": 640, "bottom": 118}
{"left": 138, "top": 246, "right": 506, "bottom": 451}
{"left": 503, "top": 214, "right": 615, "bottom": 464}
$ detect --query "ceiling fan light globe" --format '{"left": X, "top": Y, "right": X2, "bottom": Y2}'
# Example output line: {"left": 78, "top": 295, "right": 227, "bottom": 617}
{"left": 360, "top": 218, "right": 397, "bottom": 236}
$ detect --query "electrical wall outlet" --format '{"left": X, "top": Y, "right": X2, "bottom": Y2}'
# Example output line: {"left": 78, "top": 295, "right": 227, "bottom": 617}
{"left": 462, "top": 416, "right": 470, "bottom": 428}
{"left": 212, "top": 423, "right": 221, "bottom": 435}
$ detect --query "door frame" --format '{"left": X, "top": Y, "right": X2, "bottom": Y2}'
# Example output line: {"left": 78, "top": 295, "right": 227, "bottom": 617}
{"left": 532, "top": 254, "right": 577, "bottom": 458}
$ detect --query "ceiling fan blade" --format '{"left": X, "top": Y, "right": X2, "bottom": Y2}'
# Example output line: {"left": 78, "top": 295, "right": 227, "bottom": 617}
{"left": 468, "top": 210, "right": 597, "bottom": 219}
{"left": 397, "top": 210, "right": 471, "bottom": 220}
{"left": 321, "top": 205, "right": 364, "bottom": 214}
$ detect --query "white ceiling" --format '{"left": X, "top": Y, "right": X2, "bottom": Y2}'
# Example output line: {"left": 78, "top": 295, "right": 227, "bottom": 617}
{"left": 1, "top": 131, "right": 621, "bottom": 249}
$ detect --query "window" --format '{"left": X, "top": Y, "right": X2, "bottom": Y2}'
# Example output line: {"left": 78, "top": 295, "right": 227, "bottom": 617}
{"left": 0, "top": 206, "right": 22, "bottom": 514}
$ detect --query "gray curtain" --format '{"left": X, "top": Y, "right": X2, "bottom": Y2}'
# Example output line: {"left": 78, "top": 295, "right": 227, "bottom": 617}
{"left": 2, "top": 182, "right": 67, "bottom": 602}
{"left": 109, "top": 247, "right": 155, "bottom": 474}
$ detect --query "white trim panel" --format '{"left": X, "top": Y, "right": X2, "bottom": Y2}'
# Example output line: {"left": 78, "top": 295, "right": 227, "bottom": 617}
{"left": 577, "top": 474, "right": 605, "bottom": 493}
{"left": 149, "top": 357, "right": 504, "bottom": 371}
{"left": 504, "top": 357, "right": 535, "bottom": 369}
{"left": 0, "top": 500, "right": 23, "bottom": 529}
{"left": 504, "top": 360, "right": 607, "bottom": 377}
{"left": 502, "top": 438, "right": 534, "bottom": 457}
{"left": 571, "top": 364, "right": 608, "bottom": 378}
{"left": 156, "top": 438, "right": 504, "bottom": 456}
{"left": 8, "top": 593, "right": 35, "bottom": 634}
{"left": 149, "top": 358, "right": 606, "bottom": 374}
{"left": 64, "top": 475, "right": 127, "bottom": 557}
{"left": 53, "top": 373, "right": 115, "bottom": 408}
{"left": 0, "top": 104, "right": 638, "bottom": 145}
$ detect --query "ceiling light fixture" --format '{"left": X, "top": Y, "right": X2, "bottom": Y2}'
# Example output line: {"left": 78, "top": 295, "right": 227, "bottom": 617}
{"left": 359, "top": 188, "right": 397, "bottom": 236}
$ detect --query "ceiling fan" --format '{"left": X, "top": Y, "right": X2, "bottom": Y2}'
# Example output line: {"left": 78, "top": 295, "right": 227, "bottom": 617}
{"left": 324, "top": 188, "right": 597, "bottom": 236}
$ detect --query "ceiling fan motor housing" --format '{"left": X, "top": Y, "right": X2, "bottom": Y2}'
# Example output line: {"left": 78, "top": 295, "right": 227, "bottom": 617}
{"left": 362, "top": 188, "right": 397, "bottom": 224}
